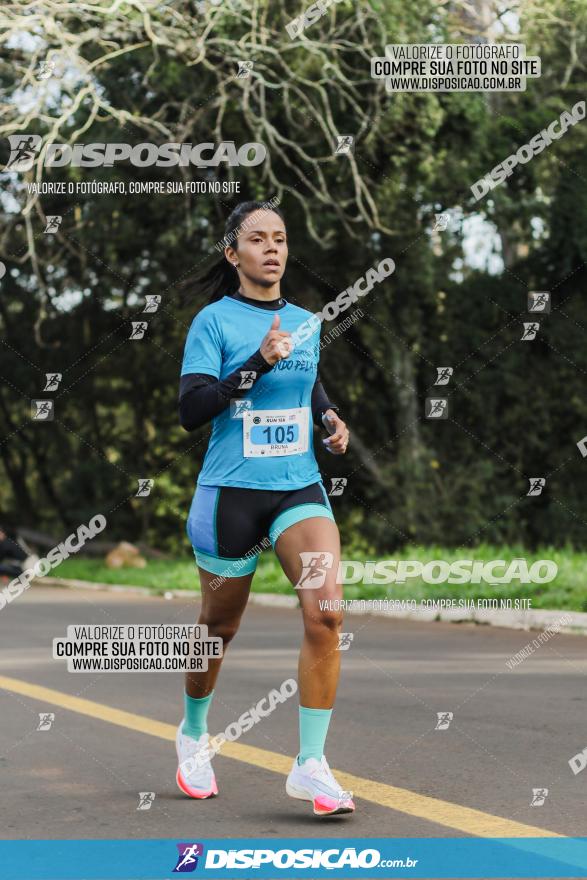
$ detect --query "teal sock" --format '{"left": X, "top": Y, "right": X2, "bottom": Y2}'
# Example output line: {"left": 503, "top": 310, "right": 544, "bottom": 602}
{"left": 298, "top": 705, "right": 333, "bottom": 764}
{"left": 183, "top": 690, "right": 214, "bottom": 739}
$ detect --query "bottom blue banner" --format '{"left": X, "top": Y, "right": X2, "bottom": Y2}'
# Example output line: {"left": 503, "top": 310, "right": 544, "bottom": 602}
{"left": 2, "top": 837, "right": 587, "bottom": 879}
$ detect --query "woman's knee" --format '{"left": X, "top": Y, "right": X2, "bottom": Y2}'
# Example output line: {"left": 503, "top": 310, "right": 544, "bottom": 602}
{"left": 199, "top": 616, "right": 241, "bottom": 646}
{"left": 303, "top": 608, "right": 343, "bottom": 641}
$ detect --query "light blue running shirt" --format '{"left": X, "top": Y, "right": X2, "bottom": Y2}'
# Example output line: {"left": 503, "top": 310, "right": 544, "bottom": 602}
{"left": 180, "top": 295, "right": 323, "bottom": 490}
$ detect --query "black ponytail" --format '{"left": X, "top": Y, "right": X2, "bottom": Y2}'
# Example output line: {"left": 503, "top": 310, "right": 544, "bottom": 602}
{"left": 195, "top": 256, "right": 240, "bottom": 305}
{"left": 194, "top": 199, "right": 285, "bottom": 304}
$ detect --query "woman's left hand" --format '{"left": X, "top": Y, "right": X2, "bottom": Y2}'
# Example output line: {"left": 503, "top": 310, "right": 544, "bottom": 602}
{"left": 321, "top": 409, "right": 349, "bottom": 455}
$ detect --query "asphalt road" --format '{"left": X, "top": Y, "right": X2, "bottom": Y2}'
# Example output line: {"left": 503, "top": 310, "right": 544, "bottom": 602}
{"left": 1, "top": 585, "right": 586, "bottom": 844}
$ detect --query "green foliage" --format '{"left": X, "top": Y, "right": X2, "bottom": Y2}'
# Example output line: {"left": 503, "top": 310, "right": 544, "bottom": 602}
{"left": 1, "top": 0, "right": 586, "bottom": 558}
{"left": 55, "top": 543, "right": 587, "bottom": 611}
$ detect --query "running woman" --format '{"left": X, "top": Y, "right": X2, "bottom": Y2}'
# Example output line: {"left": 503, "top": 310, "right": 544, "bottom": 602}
{"left": 176, "top": 201, "right": 354, "bottom": 817}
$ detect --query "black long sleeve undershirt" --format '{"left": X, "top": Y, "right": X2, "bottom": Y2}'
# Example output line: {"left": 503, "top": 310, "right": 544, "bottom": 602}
{"left": 178, "top": 348, "right": 272, "bottom": 431}
{"left": 179, "top": 355, "right": 339, "bottom": 432}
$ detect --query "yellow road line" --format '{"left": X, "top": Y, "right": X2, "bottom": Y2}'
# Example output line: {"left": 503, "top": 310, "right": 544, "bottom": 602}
{"left": 0, "top": 674, "right": 562, "bottom": 839}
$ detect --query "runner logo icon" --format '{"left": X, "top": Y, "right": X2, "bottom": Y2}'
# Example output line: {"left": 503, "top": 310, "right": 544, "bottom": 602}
{"left": 5, "top": 134, "right": 42, "bottom": 170}
{"left": 296, "top": 552, "right": 334, "bottom": 589}
{"left": 173, "top": 843, "right": 204, "bottom": 872}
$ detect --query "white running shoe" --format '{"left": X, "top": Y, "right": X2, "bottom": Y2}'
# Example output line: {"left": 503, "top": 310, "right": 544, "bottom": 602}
{"left": 175, "top": 722, "right": 218, "bottom": 799}
{"left": 286, "top": 754, "right": 355, "bottom": 816}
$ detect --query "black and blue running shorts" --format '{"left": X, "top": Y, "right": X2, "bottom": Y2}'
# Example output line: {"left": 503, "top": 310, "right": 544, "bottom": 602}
{"left": 186, "top": 481, "right": 334, "bottom": 577}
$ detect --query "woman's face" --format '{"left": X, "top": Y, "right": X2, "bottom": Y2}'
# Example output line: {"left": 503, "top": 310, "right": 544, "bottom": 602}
{"left": 226, "top": 209, "right": 288, "bottom": 288}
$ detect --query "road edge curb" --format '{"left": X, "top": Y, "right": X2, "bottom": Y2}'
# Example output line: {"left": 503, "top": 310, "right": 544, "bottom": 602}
{"left": 35, "top": 577, "right": 587, "bottom": 635}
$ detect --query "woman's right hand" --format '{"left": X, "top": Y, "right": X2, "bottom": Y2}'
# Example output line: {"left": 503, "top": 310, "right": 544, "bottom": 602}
{"left": 259, "top": 314, "right": 293, "bottom": 365}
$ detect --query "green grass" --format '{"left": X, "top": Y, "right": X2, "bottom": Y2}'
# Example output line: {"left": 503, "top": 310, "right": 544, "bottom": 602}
{"left": 49, "top": 544, "right": 587, "bottom": 612}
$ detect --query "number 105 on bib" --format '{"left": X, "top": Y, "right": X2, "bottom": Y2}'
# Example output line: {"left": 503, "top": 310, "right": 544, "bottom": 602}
{"left": 243, "top": 407, "right": 309, "bottom": 458}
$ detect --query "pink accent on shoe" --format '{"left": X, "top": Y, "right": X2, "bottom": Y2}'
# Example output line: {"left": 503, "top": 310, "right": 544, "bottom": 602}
{"left": 313, "top": 794, "right": 340, "bottom": 813}
{"left": 176, "top": 767, "right": 218, "bottom": 799}
{"left": 313, "top": 794, "right": 356, "bottom": 815}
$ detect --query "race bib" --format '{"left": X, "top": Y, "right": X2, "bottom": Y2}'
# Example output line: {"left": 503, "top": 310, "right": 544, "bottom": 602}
{"left": 243, "top": 407, "right": 309, "bottom": 458}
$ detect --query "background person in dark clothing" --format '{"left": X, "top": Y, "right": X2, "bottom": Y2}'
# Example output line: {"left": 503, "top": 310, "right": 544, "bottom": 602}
{"left": 0, "top": 525, "right": 29, "bottom": 579}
